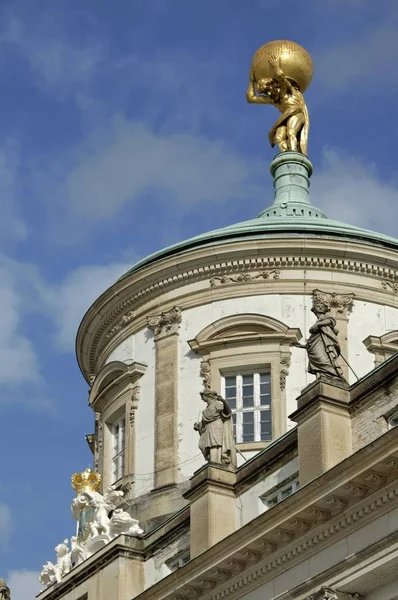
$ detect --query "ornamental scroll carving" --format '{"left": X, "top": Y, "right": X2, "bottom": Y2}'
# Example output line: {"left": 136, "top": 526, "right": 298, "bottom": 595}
{"left": 209, "top": 269, "right": 280, "bottom": 288}
{"left": 279, "top": 354, "right": 291, "bottom": 390}
{"left": 305, "top": 588, "right": 361, "bottom": 600}
{"left": 381, "top": 280, "right": 398, "bottom": 293}
{"left": 105, "top": 310, "right": 136, "bottom": 339}
{"left": 312, "top": 289, "right": 354, "bottom": 317}
{"left": 200, "top": 360, "right": 211, "bottom": 390}
{"left": 147, "top": 306, "right": 182, "bottom": 339}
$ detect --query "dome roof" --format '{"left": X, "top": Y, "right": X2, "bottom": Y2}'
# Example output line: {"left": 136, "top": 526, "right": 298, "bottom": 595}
{"left": 120, "top": 152, "right": 398, "bottom": 280}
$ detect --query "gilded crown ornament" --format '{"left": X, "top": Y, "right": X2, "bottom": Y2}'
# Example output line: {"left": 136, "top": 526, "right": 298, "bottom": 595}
{"left": 246, "top": 39, "right": 313, "bottom": 155}
{"left": 71, "top": 467, "right": 101, "bottom": 494}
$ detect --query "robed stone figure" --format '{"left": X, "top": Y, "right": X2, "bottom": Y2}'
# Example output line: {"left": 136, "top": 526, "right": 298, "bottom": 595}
{"left": 295, "top": 298, "right": 346, "bottom": 383}
{"left": 194, "top": 390, "right": 236, "bottom": 468}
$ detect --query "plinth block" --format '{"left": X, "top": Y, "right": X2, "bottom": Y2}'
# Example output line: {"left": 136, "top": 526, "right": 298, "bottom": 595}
{"left": 290, "top": 379, "right": 352, "bottom": 486}
{"left": 184, "top": 464, "right": 237, "bottom": 558}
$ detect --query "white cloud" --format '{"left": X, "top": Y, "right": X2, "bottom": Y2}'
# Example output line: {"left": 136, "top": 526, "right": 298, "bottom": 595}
{"left": 0, "top": 502, "right": 12, "bottom": 548}
{"left": 1, "top": 12, "right": 101, "bottom": 98}
{"left": 312, "top": 148, "right": 398, "bottom": 237}
{"left": 316, "top": 18, "right": 398, "bottom": 91}
{"left": 65, "top": 116, "right": 262, "bottom": 219}
{"left": 0, "top": 258, "right": 40, "bottom": 387}
{"left": 7, "top": 570, "right": 40, "bottom": 600}
{"left": 40, "top": 262, "right": 131, "bottom": 352}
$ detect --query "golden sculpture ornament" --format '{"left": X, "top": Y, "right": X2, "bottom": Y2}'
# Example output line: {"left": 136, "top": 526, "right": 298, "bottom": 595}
{"left": 71, "top": 467, "right": 101, "bottom": 494}
{"left": 246, "top": 40, "right": 313, "bottom": 155}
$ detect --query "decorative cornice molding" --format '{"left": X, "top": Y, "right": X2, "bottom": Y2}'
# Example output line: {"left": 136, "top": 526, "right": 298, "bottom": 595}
{"left": 313, "top": 289, "right": 354, "bottom": 317}
{"left": 305, "top": 587, "right": 362, "bottom": 600}
{"left": 105, "top": 310, "right": 136, "bottom": 339}
{"left": 209, "top": 269, "right": 280, "bottom": 288}
{"left": 147, "top": 306, "right": 182, "bottom": 339}
{"left": 77, "top": 249, "right": 398, "bottom": 379}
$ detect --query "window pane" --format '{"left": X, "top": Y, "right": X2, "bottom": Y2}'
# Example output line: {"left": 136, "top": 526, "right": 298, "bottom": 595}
{"left": 242, "top": 395, "right": 254, "bottom": 408}
{"left": 260, "top": 373, "right": 270, "bottom": 384}
{"left": 225, "top": 386, "right": 236, "bottom": 398}
{"left": 267, "top": 496, "right": 278, "bottom": 508}
{"left": 225, "top": 376, "right": 236, "bottom": 387}
{"left": 281, "top": 486, "right": 293, "bottom": 499}
{"left": 242, "top": 384, "right": 254, "bottom": 396}
{"left": 243, "top": 412, "right": 254, "bottom": 423}
{"left": 242, "top": 374, "right": 254, "bottom": 385}
{"left": 260, "top": 382, "right": 271, "bottom": 394}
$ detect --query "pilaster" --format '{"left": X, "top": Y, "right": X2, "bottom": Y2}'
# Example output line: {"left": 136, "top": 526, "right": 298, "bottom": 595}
{"left": 147, "top": 306, "right": 182, "bottom": 489}
{"left": 183, "top": 463, "right": 237, "bottom": 559}
{"left": 290, "top": 379, "right": 352, "bottom": 485}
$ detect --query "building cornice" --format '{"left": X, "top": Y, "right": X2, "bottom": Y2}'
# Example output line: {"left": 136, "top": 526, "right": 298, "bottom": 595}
{"left": 76, "top": 237, "right": 398, "bottom": 382}
{"left": 39, "top": 428, "right": 398, "bottom": 600}
{"left": 130, "top": 428, "right": 398, "bottom": 600}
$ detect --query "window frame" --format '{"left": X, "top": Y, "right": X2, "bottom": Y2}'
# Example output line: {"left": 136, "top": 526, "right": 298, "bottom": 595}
{"left": 388, "top": 409, "right": 398, "bottom": 429}
{"left": 221, "top": 371, "right": 272, "bottom": 444}
{"left": 110, "top": 415, "right": 126, "bottom": 484}
{"left": 260, "top": 478, "right": 300, "bottom": 509}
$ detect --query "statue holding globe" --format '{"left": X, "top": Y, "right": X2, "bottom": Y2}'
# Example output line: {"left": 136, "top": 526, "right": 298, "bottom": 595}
{"left": 246, "top": 40, "right": 313, "bottom": 155}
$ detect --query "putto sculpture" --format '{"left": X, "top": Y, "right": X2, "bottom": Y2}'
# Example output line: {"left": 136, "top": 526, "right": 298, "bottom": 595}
{"left": 40, "top": 469, "right": 143, "bottom": 588}
{"left": 194, "top": 390, "right": 236, "bottom": 467}
{"left": 294, "top": 296, "right": 347, "bottom": 384}
{"left": 246, "top": 40, "right": 313, "bottom": 155}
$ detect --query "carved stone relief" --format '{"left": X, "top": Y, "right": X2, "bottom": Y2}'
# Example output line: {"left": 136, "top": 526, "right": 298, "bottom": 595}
{"left": 305, "top": 587, "right": 361, "bottom": 600}
{"left": 381, "top": 280, "right": 398, "bottom": 293}
{"left": 147, "top": 306, "right": 182, "bottom": 339}
{"left": 209, "top": 269, "right": 280, "bottom": 287}
{"left": 279, "top": 353, "right": 291, "bottom": 390}
{"left": 313, "top": 289, "right": 354, "bottom": 317}
{"left": 105, "top": 310, "right": 136, "bottom": 339}
{"left": 200, "top": 360, "right": 211, "bottom": 390}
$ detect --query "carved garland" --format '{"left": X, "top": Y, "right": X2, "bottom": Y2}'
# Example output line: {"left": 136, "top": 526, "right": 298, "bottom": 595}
{"left": 279, "top": 354, "right": 291, "bottom": 390}
{"left": 209, "top": 269, "right": 280, "bottom": 288}
{"left": 200, "top": 360, "right": 211, "bottom": 390}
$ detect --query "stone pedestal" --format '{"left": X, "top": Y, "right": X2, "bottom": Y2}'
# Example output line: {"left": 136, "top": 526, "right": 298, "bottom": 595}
{"left": 290, "top": 379, "right": 352, "bottom": 486}
{"left": 184, "top": 464, "right": 237, "bottom": 559}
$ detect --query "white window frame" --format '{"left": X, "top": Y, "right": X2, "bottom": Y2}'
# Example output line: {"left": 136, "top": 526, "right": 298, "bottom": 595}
{"left": 388, "top": 409, "right": 398, "bottom": 429}
{"left": 261, "top": 478, "right": 300, "bottom": 509}
{"left": 111, "top": 416, "right": 126, "bottom": 484}
{"left": 221, "top": 371, "right": 272, "bottom": 444}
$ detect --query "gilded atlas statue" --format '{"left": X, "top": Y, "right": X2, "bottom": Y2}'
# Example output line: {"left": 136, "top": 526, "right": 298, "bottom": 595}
{"left": 246, "top": 40, "right": 313, "bottom": 155}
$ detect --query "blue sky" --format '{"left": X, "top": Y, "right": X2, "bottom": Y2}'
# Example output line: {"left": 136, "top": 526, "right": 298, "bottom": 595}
{"left": 1, "top": 0, "right": 398, "bottom": 597}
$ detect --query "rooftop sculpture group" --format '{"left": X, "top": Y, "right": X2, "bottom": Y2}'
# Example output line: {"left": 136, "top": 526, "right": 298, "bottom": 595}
{"left": 39, "top": 469, "right": 143, "bottom": 589}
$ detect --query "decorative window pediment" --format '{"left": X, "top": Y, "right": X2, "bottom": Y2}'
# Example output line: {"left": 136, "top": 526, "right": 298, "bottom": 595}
{"left": 189, "top": 314, "right": 301, "bottom": 354}
{"left": 89, "top": 360, "right": 147, "bottom": 413}
{"left": 363, "top": 330, "right": 398, "bottom": 366}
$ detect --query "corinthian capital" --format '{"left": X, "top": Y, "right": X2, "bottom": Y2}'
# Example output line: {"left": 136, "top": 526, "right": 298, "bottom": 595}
{"left": 147, "top": 306, "right": 182, "bottom": 339}
{"left": 313, "top": 289, "right": 354, "bottom": 318}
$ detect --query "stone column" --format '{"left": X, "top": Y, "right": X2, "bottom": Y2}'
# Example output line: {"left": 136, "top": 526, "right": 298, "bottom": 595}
{"left": 313, "top": 289, "right": 354, "bottom": 381}
{"left": 147, "top": 306, "right": 182, "bottom": 489}
{"left": 183, "top": 464, "right": 237, "bottom": 559}
{"left": 290, "top": 380, "right": 352, "bottom": 486}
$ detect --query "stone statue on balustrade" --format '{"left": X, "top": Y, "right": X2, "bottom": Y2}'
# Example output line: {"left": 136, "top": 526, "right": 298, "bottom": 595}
{"left": 294, "top": 297, "right": 347, "bottom": 384}
{"left": 0, "top": 580, "right": 10, "bottom": 600}
{"left": 194, "top": 390, "right": 236, "bottom": 468}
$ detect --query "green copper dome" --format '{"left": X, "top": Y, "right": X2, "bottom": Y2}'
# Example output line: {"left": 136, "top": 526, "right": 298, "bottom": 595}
{"left": 120, "top": 152, "right": 398, "bottom": 280}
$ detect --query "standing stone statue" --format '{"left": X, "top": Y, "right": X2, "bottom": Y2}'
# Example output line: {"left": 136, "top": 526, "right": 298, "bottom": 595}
{"left": 295, "top": 297, "right": 347, "bottom": 383}
{"left": 0, "top": 579, "right": 10, "bottom": 600}
{"left": 194, "top": 390, "right": 236, "bottom": 467}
